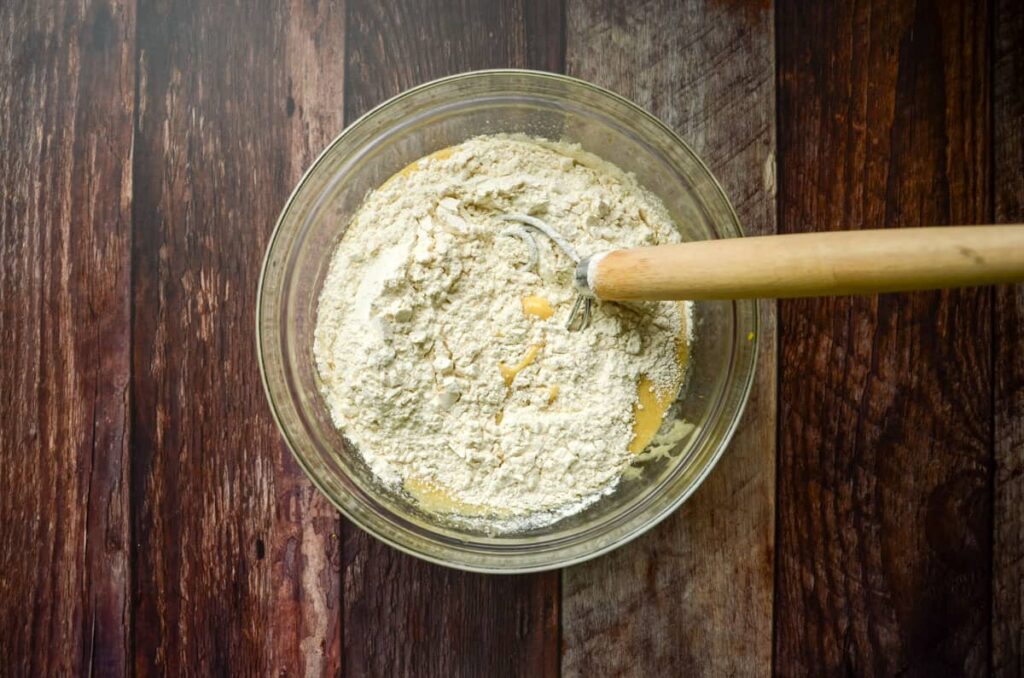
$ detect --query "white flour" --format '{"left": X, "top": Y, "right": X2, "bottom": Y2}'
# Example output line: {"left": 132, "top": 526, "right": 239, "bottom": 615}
{"left": 314, "top": 135, "right": 689, "bottom": 524}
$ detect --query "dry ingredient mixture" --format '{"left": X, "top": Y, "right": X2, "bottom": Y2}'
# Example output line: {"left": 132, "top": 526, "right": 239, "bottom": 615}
{"left": 314, "top": 135, "right": 691, "bottom": 526}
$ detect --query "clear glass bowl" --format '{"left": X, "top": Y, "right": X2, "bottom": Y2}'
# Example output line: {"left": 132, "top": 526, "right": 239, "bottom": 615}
{"left": 257, "top": 70, "right": 758, "bottom": 573}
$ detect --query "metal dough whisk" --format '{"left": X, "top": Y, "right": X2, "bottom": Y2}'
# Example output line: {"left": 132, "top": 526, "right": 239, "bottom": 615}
{"left": 500, "top": 214, "right": 593, "bottom": 331}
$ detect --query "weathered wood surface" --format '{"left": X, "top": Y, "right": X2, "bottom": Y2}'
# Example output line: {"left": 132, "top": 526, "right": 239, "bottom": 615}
{"left": 131, "top": 1, "right": 342, "bottom": 674}
{"left": 274, "top": 2, "right": 347, "bottom": 676}
{"left": 561, "top": 0, "right": 777, "bottom": 675}
{"left": 2, "top": 0, "right": 1023, "bottom": 676}
{"left": 775, "top": 0, "right": 993, "bottom": 674}
{"left": 994, "top": 0, "right": 1024, "bottom": 674}
{"left": 341, "top": 2, "right": 560, "bottom": 676}
{"left": 0, "top": 1, "right": 135, "bottom": 674}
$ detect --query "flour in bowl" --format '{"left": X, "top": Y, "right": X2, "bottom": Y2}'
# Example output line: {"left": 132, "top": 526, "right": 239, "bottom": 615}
{"left": 314, "top": 135, "right": 691, "bottom": 524}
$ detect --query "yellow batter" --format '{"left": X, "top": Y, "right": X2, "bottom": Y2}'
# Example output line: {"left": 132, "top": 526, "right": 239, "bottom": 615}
{"left": 404, "top": 477, "right": 499, "bottom": 517}
{"left": 628, "top": 303, "right": 690, "bottom": 453}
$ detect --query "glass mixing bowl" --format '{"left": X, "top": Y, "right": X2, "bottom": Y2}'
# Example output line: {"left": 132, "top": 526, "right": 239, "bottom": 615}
{"left": 257, "top": 70, "right": 758, "bottom": 573}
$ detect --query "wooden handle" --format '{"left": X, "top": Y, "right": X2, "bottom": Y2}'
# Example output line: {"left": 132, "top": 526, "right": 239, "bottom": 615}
{"left": 589, "top": 225, "right": 1024, "bottom": 301}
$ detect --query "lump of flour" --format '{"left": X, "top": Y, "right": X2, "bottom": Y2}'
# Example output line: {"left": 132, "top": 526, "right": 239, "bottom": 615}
{"left": 314, "top": 134, "right": 690, "bottom": 524}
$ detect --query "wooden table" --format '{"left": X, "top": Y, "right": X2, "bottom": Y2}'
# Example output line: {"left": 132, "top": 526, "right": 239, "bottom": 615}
{"left": 1, "top": 0, "right": 1021, "bottom": 675}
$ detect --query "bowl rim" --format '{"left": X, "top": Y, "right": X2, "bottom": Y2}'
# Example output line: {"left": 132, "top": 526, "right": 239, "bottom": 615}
{"left": 256, "top": 68, "right": 759, "bottom": 573}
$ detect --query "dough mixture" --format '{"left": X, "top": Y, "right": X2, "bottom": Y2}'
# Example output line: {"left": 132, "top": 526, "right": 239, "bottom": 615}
{"left": 314, "top": 135, "right": 690, "bottom": 525}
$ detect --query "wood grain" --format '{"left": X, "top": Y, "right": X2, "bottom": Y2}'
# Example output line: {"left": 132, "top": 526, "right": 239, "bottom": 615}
{"left": 271, "top": 3, "right": 347, "bottom": 676}
{"left": 561, "top": 0, "right": 777, "bottom": 675}
{"left": 0, "top": 1, "right": 135, "bottom": 674}
{"left": 341, "top": 1, "right": 561, "bottom": 676}
{"left": 130, "top": 1, "right": 342, "bottom": 674}
{"left": 993, "top": 0, "right": 1024, "bottom": 673}
{"left": 775, "top": 0, "right": 992, "bottom": 674}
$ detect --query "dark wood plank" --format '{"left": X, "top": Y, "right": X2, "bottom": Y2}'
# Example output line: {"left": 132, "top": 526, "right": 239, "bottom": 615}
{"left": 0, "top": 1, "right": 135, "bottom": 675}
{"left": 271, "top": 3, "right": 347, "bottom": 676}
{"left": 993, "top": 0, "right": 1024, "bottom": 674}
{"left": 561, "top": 1, "right": 777, "bottom": 675}
{"left": 130, "top": 2, "right": 343, "bottom": 674}
{"left": 775, "top": 0, "right": 992, "bottom": 674}
{"left": 341, "top": 1, "right": 561, "bottom": 676}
